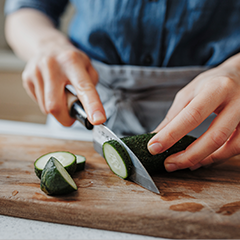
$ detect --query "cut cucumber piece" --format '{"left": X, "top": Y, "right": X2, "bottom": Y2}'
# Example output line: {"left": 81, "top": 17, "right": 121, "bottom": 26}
{"left": 75, "top": 154, "right": 86, "bottom": 172}
{"left": 103, "top": 140, "right": 133, "bottom": 179}
{"left": 40, "top": 157, "right": 77, "bottom": 195}
{"left": 103, "top": 133, "right": 196, "bottom": 177}
{"left": 34, "top": 151, "right": 76, "bottom": 179}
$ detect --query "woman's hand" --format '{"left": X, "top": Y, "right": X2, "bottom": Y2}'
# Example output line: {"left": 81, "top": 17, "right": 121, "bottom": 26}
{"left": 148, "top": 54, "right": 240, "bottom": 172}
{"left": 5, "top": 9, "right": 106, "bottom": 127}
{"left": 22, "top": 44, "right": 106, "bottom": 126}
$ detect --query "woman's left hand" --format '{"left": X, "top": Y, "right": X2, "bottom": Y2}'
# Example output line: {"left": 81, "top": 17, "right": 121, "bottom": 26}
{"left": 147, "top": 54, "right": 240, "bottom": 172}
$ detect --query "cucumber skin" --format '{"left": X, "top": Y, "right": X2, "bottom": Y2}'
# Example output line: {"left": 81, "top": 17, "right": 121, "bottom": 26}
{"left": 75, "top": 161, "right": 85, "bottom": 172}
{"left": 75, "top": 155, "right": 86, "bottom": 172}
{"left": 121, "top": 133, "right": 196, "bottom": 173}
{"left": 40, "top": 157, "right": 77, "bottom": 195}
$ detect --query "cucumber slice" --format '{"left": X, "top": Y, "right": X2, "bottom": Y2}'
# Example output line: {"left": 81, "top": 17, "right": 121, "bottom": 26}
{"left": 40, "top": 157, "right": 77, "bottom": 195}
{"left": 103, "top": 134, "right": 196, "bottom": 177}
{"left": 75, "top": 155, "right": 86, "bottom": 172}
{"left": 102, "top": 140, "right": 133, "bottom": 179}
{"left": 34, "top": 151, "right": 76, "bottom": 179}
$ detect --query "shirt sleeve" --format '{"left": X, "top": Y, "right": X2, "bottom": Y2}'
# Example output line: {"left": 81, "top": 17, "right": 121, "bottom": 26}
{"left": 4, "top": 0, "right": 69, "bottom": 27}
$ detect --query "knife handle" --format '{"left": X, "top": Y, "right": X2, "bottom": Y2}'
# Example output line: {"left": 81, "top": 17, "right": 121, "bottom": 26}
{"left": 65, "top": 88, "right": 93, "bottom": 130}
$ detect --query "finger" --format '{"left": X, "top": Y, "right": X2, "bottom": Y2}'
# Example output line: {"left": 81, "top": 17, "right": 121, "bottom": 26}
{"left": 22, "top": 72, "right": 37, "bottom": 101}
{"left": 23, "top": 66, "right": 46, "bottom": 114}
{"left": 87, "top": 64, "right": 99, "bottom": 86}
{"left": 33, "top": 68, "right": 46, "bottom": 114}
{"left": 148, "top": 85, "right": 226, "bottom": 155}
{"left": 154, "top": 88, "right": 192, "bottom": 132}
{"left": 61, "top": 55, "right": 106, "bottom": 125}
{"left": 40, "top": 57, "right": 75, "bottom": 126}
{"left": 164, "top": 102, "right": 240, "bottom": 172}
{"left": 197, "top": 124, "right": 240, "bottom": 168}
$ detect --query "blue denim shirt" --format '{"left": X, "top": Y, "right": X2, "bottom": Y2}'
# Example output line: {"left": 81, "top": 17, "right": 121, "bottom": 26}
{"left": 5, "top": 0, "right": 240, "bottom": 67}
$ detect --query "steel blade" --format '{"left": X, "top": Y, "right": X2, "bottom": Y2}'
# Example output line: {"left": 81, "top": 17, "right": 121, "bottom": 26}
{"left": 93, "top": 125, "right": 160, "bottom": 194}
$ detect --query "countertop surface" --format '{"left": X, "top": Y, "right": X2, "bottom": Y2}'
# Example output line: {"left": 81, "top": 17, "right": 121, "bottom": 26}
{"left": 0, "top": 119, "right": 163, "bottom": 240}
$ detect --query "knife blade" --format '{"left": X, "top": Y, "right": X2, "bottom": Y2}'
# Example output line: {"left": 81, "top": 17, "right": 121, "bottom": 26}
{"left": 66, "top": 85, "right": 160, "bottom": 194}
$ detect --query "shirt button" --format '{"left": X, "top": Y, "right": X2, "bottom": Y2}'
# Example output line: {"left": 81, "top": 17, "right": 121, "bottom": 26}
{"left": 143, "top": 54, "right": 153, "bottom": 66}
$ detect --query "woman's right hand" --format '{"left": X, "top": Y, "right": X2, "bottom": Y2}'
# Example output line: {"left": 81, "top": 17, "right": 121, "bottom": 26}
{"left": 5, "top": 8, "right": 106, "bottom": 127}
{"left": 22, "top": 43, "right": 106, "bottom": 126}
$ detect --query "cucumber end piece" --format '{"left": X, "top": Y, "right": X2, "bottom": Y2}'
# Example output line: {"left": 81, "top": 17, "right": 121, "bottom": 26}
{"left": 40, "top": 157, "right": 78, "bottom": 195}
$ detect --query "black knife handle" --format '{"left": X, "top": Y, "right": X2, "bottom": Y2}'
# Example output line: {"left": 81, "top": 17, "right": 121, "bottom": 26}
{"left": 66, "top": 88, "right": 93, "bottom": 130}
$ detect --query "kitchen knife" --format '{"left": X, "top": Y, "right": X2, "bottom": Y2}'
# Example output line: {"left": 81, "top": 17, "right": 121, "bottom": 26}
{"left": 65, "top": 85, "right": 160, "bottom": 194}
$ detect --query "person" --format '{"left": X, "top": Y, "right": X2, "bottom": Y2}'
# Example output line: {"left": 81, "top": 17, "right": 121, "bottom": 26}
{"left": 4, "top": 0, "right": 240, "bottom": 172}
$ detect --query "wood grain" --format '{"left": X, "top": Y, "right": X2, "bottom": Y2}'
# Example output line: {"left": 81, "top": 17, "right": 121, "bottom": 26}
{"left": 0, "top": 134, "right": 240, "bottom": 239}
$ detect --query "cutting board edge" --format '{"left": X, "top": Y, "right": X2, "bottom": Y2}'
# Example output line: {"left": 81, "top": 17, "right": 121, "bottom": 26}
{"left": 1, "top": 197, "right": 240, "bottom": 239}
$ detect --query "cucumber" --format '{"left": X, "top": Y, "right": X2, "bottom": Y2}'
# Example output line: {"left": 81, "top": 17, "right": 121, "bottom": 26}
{"left": 103, "top": 140, "right": 133, "bottom": 179}
{"left": 40, "top": 157, "right": 77, "bottom": 195}
{"left": 34, "top": 151, "right": 76, "bottom": 179}
{"left": 75, "top": 154, "right": 86, "bottom": 172}
{"left": 102, "top": 133, "right": 196, "bottom": 177}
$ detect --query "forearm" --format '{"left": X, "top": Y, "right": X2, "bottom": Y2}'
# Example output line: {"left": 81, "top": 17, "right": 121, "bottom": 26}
{"left": 5, "top": 8, "right": 71, "bottom": 61}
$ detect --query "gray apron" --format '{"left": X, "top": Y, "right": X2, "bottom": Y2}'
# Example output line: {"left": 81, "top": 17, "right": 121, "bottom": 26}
{"left": 47, "top": 60, "right": 214, "bottom": 138}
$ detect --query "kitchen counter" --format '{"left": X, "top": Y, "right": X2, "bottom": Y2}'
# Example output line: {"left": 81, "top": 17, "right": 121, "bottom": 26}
{"left": 0, "top": 119, "right": 163, "bottom": 240}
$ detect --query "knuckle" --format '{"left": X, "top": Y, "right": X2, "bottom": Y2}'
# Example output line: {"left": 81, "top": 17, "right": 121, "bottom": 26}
{"left": 212, "top": 76, "right": 234, "bottom": 96}
{"left": 178, "top": 153, "right": 196, "bottom": 168}
{"left": 22, "top": 70, "right": 33, "bottom": 88}
{"left": 184, "top": 107, "right": 202, "bottom": 127}
{"left": 58, "top": 50, "right": 91, "bottom": 68}
{"left": 166, "top": 131, "right": 178, "bottom": 143}
{"left": 45, "top": 101, "right": 60, "bottom": 115}
{"left": 40, "top": 55, "right": 55, "bottom": 68}
{"left": 219, "top": 76, "right": 234, "bottom": 89}
{"left": 76, "top": 81, "right": 94, "bottom": 93}
{"left": 61, "top": 50, "right": 89, "bottom": 66}
{"left": 175, "top": 89, "right": 184, "bottom": 101}
{"left": 22, "top": 69, "right": 29, "bottom": 81}
{"left": 64, "top": 50, "right": 80, "bottom": 63}
{"left": 210, "top": 128, "right": 229, "bottom": 148}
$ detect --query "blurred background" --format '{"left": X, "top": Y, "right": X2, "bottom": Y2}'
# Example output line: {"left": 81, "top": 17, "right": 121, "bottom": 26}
{"left": 0, "top": 0, "right": 74, "bottom": 124}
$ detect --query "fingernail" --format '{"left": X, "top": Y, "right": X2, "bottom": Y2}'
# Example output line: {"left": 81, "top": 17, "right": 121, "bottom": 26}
{"left": 148, "top": 143, "right": 163, "bottom": 155}
{"left": 165, "top": 163, "right": 178, "bottom": 172}
{"left": 189, "top": 163, "right": 202, "bottom": 171}
{"left": 92, "top": 111, "right": 105, "bottom": 123}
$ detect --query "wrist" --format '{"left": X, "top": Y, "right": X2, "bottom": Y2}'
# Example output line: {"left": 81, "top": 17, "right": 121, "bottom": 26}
{"left": 35, "top": 31, "right": 75, "bottom": 57}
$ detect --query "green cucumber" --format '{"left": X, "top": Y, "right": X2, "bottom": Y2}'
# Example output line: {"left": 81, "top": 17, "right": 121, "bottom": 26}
{"left": 40, "top": 157, "right": 77, "bottom": 195}
{"left": 103, "top": 140, "right": 133, "bottom": 179}
{"left": 75, "top": 154, "right": 86, "bottom": 172}
{"left": 103, "top": 133, "right": 196, "bottom": 178}
{"left": 34, "top": 151, "right": 76, "bottom": 179}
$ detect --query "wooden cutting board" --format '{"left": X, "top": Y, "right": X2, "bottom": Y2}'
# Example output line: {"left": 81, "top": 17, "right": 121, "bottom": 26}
{"left": 0, "top": 134, "right": 240, "bottom": 239}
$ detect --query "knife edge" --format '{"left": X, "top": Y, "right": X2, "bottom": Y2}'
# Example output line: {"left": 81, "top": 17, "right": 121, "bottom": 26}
{"left": 93, "top": 125, "right": 160, "bottom": 194}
